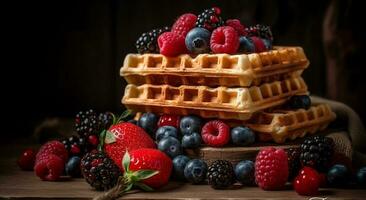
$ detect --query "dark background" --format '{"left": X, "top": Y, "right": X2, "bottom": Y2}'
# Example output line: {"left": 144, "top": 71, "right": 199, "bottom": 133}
{"left": 3, "top": 0, "right": 366, "bottom": 138}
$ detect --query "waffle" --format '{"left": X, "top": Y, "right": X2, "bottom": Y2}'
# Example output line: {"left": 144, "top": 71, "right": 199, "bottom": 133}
{"left": 121, "top": 46, "right": 309, "bottom": 87}
{"left": 122, "top": 76, "right": 308, "bottom": 120}
{"left": 227, "top": 104, "right": 336, "bottom": 143}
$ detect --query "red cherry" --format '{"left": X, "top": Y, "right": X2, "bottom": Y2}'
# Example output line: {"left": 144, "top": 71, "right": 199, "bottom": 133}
{"left": 88, "top": 135, "right": 99, "bottom": 146}
{"left": 17, "top": 148, "right": 36, "bottom": 171}
{"left": 318, "top": 173, "right": 327, "bottom": 187}
{"left": 70, "top": 144, "right": 80, "bottom": 155}
{"left": 294, "top": 167, "right": 320, "bottom": 196}
{"left": 213, "top": 7, "right": 221, "bottom": 15}
{"left": 158, "top": 115, "right": 181, "bottom": 128}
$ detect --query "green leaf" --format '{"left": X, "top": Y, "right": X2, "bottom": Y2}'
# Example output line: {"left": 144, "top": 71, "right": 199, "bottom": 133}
{"left": 122, "top": 151, "right": 130, "bottom": 172}
{"left": 115, "top": 110, "right": 132, "bottom": 124}
{"left": 134, "top": 182, "right": 154, "bottom": 192}
{"left": 133, "top": 170, "right": 159, "bottom": 180}
{"left": 97, "top": 130, "right": 107, "bottom": 151}
{"left": 104, "top": 130, "right": 116, "bottom": 144}
{"left": 123, "top": 183, "right": 133, "bottom": 193}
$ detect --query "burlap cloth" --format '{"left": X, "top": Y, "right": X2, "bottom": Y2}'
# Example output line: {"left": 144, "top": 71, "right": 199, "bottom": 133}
{"left": 312, "top": 96, "right": 366, "bottom": 167}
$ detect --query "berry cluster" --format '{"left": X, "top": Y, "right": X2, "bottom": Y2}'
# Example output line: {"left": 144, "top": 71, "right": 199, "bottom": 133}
{"left": 136, "top": 7, "right": 273, "bottom": 56}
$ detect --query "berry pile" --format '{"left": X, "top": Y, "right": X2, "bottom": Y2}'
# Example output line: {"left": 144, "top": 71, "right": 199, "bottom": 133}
{"left": 136, "top": 7, "right": 273, "bottom": 56}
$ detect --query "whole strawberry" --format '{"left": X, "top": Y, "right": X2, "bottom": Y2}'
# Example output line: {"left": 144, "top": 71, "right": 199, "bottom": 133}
{"left": 128, "top": 148, "right": 172, "bottom": 188}
{"left": 255, "top": 147, "right": 289, "bottom": 190}
{"left": 104, "top": 122, "right": 156, "bottom": 170}
{"left": 294, "top": 167, "right": 320, "bottom": 196}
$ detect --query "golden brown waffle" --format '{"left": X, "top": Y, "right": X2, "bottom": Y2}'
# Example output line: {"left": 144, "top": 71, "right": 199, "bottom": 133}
{"left": 122, "top": 76, "right": 308, "bottom": 120}
{"left": 121, "top": 46, "right": 309, "bottom": 87}
{"left": 227, "top": 104, "right": 336, "bottom": 143}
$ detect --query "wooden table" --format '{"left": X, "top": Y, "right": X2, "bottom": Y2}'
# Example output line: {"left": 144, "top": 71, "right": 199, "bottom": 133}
{"left": 1, "top": 140, "right": 366, "bottom": 199}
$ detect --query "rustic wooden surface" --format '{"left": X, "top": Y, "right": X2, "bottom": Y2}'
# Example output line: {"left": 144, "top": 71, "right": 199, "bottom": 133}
{"left": 1, "top": 141, "right": 366, "bottom": 200}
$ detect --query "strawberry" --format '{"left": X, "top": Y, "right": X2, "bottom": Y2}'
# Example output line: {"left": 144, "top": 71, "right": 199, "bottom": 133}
{"left": 158, "top": 32, "right": 187, "bottom": 56}
{"left": 294, "top": 167, "right": 320, "bottom": 196}
{"left": 128, "top": 148, "right": 172, "bottom": 188}
{"left": 171, "top": 13, "right": 197, "bottom": 36}
{"left": 103, "top": 122, "right": 156, "bottom": 170}
{"left": 158, "top": 114, "right": 181, "bottom": 128}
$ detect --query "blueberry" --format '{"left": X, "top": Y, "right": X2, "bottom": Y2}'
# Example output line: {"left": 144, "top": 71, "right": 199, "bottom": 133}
{"left": 356, "top": 167, "right": 366, "bottom": 185}
{"left": 231, "top": 126, "right": 255, "bottom": 146}
{"left": 158, "top": 136, "right": 182, "bottom": 158}
{"left": 155, "top": 126, "right": 178, "bottom": 142}
{"left": 238, "top": 36, "right": 255, "bottom": 53}
{"left": 262, "top": 38, "right": 272, "bottom": 50}
{"left": 180, "top": 115, "right": 202, "bottom": 135}
{"left": 185, "top": 28, "right": 211, "bottom": 54}
{"left": 182, "top": 132, "right": 201, "bottom": 148}
{"left": 184, "top": 159, "right": 208, "bottom": 184}
{"left": 65, "top": 156, "right": 81, "bottom": 177}
{"left": 288, "top": 95, "right": 311, "bottom": 110}
{"left": 173, "top": 155, "right": 191, "bottom": 180}
{"left": 138, "top": 112, "right": 158, "bottom": 135}
{"left": 235, "top": 160, "right": 255, "bottom": 185}
{"left": 327, "top": 164, "right": 349, "bottom": 186}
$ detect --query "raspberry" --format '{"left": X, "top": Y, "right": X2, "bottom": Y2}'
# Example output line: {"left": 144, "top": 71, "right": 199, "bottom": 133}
{"left": 294, "top": 167, "right": 320, "bottom": 196}
{"left": 158, "top": 114, "right": 181, "bottom": 128}
{"left": 36, "top": 140, "right": 68, "bottom": 163}
{"left": 210, "top": 26, "right": 239, "bottom": 54}
{"left": 201, "top": 120, "right": 230, "bottom": 147}
{"left": 250, "top": 36, "right": 266, "bottom": 53}
{"left": 158, "top": 32, "right": 187, "bottom": 57}
{"left": 255, "top": 147, "right": 289, "bottom": 190}
{"left": 34, "top": 154, "right": 64, "bottom": 181}
{"left": 226, "top": 19, "right": 247, "bottom": 36}
{"left": 172, "top": 13, "right": 197, "bottom": 36}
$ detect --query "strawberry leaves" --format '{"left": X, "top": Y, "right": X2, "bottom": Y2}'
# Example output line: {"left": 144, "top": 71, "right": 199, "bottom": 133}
{"left": 121, "top": 151, "right": 159, "bottom": 192}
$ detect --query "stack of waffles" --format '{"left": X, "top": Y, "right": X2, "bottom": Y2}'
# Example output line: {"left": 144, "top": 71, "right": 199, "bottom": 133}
{"left": 120, "top": 46, "right": 336, "bottom": 144}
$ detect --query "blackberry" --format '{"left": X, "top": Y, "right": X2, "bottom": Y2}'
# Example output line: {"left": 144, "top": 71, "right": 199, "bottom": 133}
{"left": 75, "top": 109, "right": 100, "bottom": 137}
{"left": 246, "top": 24, "right": 273, "bottom": 41}
{"left": 61, "top": 135, "right": 89, "bottom": 157}
{"left": 207, "top": 160, "right": 235, "bottom": 189}
{"left": 286, "top": 148, "right": 301, "bottom": 180}
{"left": 81, "top": 151, "right": 122, "bottom": 191}
{"left": 135, "top": 27, "right": 170, "bottom": 54}
{"left": 98, "top": 112, "right": 114, "bottom": 130}
{"left": 196, "top": 7, "right": 224, "bottom": 31}
{"left": 300, "top": 136, "right": 334, "bottom": 172}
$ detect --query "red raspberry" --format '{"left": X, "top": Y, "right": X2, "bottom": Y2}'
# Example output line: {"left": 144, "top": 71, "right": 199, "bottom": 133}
{"left": 34, "top": 154, "right": 64, "bottom": 181}
{"left": 210, "top": 26, "right": 239, "bottom": 54}
{"left": 88, "top": 134, "right": 99, "bottom": 147}
{"left": 255, "top": 147, "right": 289, "bottom": 190}
{"left": 36, "top": 140, "right": 68, "bottom": 163}
{"left": 171, "top": 13, "right": 197, "bottom": 36}
{"left": 226, "top": 19, "right": 247, "bottom": 36}
{"left": 158, "top": 114, "right": 181, "bottom": 128}
{"left": 294, "top": 167, "right": 320, "bottom": 196}
{"left": 158, "top": 32, "right": 187, "bottom": 57}
{"left": 250, "top": 36, "right": 266, "bottom": 53}
{"left": 201, "top": 120, "right": 230, "bottom": 147}
{"left": 17, "top": 148, "right": 36, "bottom": 171}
